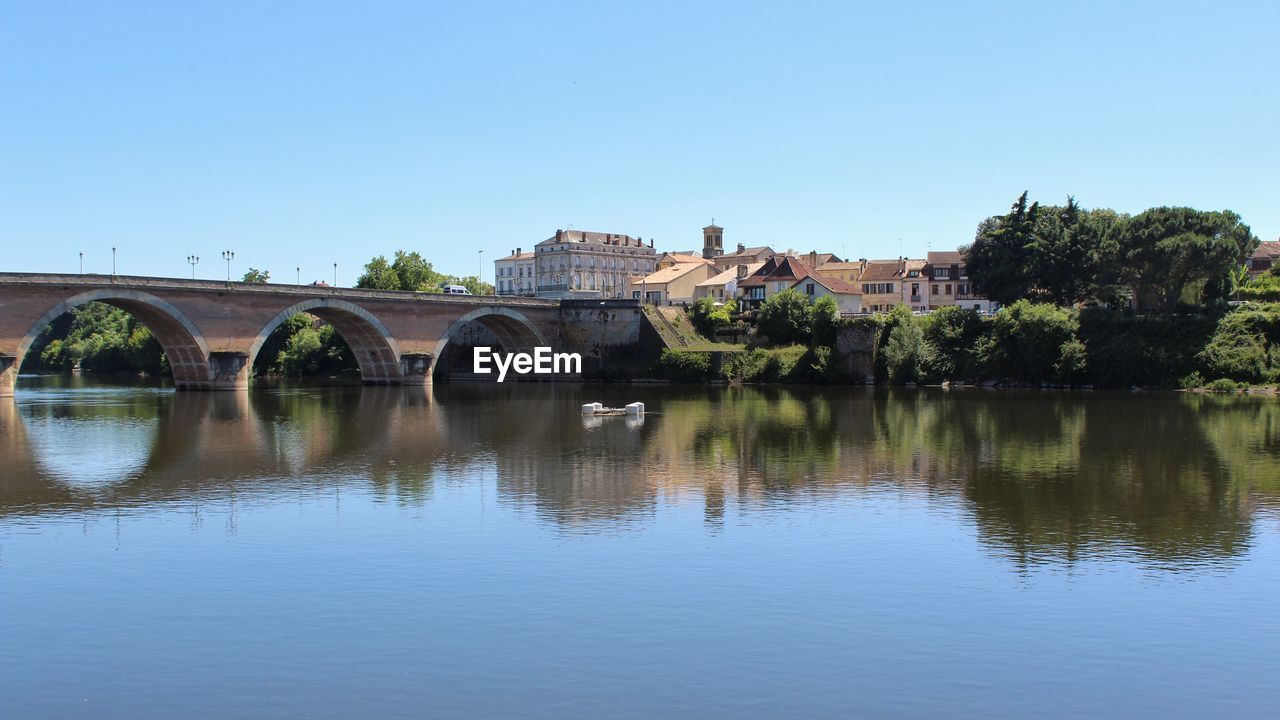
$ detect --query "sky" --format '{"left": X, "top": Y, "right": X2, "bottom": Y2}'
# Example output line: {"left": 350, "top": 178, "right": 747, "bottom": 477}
{"left": 2, "top": 1, "right": 1277, "bottom": 285}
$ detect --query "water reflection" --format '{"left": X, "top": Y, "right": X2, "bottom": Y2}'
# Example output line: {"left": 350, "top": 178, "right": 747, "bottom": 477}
{"left": 3, "top": 379, "right": 1279, "bottom": 570}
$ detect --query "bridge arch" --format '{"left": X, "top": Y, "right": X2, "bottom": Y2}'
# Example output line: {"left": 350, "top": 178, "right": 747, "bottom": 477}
{"left": 247, "top": 298, "right": 402, "bottom": 383}
{"left": 430, "top": 307, "right": 549, "bottom": 380}
{"left": 16, "top": 289, "right": 214, "bottom": 389}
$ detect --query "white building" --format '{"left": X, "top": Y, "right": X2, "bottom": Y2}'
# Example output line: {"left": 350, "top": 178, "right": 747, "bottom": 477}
{"left": 535, "top": 229, "right": 657, "bottom": 299}
{"left": 792, "top": 274, "right": 863, "bottom": 314}
{"left": 494, "top": 248, "right": 536, "bottom": 296}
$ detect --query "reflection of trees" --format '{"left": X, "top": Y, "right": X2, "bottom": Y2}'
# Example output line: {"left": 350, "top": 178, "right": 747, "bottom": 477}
{"left": 4, "top": 382, "right": 1279, "bottom": 569}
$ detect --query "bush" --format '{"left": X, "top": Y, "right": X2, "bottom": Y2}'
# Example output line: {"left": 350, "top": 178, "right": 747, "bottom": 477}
{"left": 688, "top": 296, "right": 737, "bottom": 340}
{"left": 755, "top": 289, "right": 812, "bottom": 345}
{"left": 721, "top": 345, "right": 809, "bottom": 383}
{"left": 882, "top": 312, "right": 929, "bottom": 383}
{"left": 1078, "top": 308, "right": 1219, "bottom": 387}
{"left": 1196, "top": 304, "right": 1280, "bottom": 383}
{"left": 810, "top": 296, "right": 840, "bottom": 348}
{"left": 656, "top": 349, "right": 715, "bottom": 382}
{"left": 920, "top": 306, "right": 986, "bottom": 381}
{"left": 1205, "top": 378, "right": 1243, "bottom": 393}
{"left": 985, "top": 300, "right": 1082, "bottom": 384}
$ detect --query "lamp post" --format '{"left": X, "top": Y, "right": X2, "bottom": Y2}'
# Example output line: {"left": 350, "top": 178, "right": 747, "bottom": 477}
{"left": 222, "top": 250, "right": 235, "bottom": 283}
{"left": 296, "top": 266, "right": 301, "bottom": 285}
{"left": 187, "top": 255, "right": 200, "bottom": 279}
{"left": 333, "top": 263, "right": 338, "bottom": 287}
{"left": 478, "top": 249, "right": 484, "bottom": 293}
{"left": 79, "top": 251, "right": 83, "bottom": 275}
{"left": 112, "top": 246, "right": 117, "bottom": 277}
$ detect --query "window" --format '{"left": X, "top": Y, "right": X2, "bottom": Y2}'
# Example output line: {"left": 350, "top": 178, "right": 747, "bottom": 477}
{"left": 945, "top": 284, "right": 952, "bottom": 295}
{"left": 805, "top": 283, "right": 815, "bottom": 295}
{"left": 932, "top": 284, "right": 939, "bottom": 295}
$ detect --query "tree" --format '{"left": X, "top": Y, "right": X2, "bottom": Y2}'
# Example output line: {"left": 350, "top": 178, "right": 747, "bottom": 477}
{"left": 810, "top": 295, "right": 839, "bottom": 347}
{"left": 1117, "top": 207, "right": 1258, "bottom": 311}
{"left": 965, "top": 192, "right": 1041, "bottom": 306}
{"left": 242, "top": 268, "right": 270, "bottom": 283}
{"left": 449, "top": 275, "right": 494, "bottom": 296}
{"left": 755, "top": 289, "right": 812, "bottom": 345}
{"left": 1026, "top": 198, "right": 1121, "bottom": 306}
{"left": 356, "top": 256, "right": 401, "bottom": 290}
{"left": 690, "top": 296, "right": 738, "bottom": 339}
{"left": 392, "top": 250, "right": 449, "bottom": 292}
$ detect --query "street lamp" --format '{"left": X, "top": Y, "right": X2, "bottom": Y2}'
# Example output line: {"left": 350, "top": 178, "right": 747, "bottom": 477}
{"left": 296, "top": 266, "right": 301, "bottom": 285}
{"left": 478, "top": 249, "right": 484, "bottom": 292}
{"left": 333, "top": 263, "right": 338, "bottom": 287}
{"left": 79, "top": 251, "right": 83, "bottom": 275}
{"left": 112, "top": 246, "right": 117, "bottom": 277}
{"left": 222, "top": 250, "right": 235, "bottom": 282}
{"left": 187, "top": 255, "right": 200, "bottom": 279}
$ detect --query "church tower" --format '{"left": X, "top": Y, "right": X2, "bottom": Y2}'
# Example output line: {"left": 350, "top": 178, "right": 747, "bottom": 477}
{"left": 702, "top": 223, "right": 723, "bottom": 259}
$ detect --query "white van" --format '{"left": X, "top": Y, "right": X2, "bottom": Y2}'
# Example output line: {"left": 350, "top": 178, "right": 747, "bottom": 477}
{"left": 442, "top": 285, "right": 472, "bottom": 295}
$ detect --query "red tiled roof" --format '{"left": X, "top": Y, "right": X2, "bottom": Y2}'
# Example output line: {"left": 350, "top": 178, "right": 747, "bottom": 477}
{"left": 1253, "top": 240, "right": 1280, "bottom": 258}
{"left": 796, "top": 274, "right": 862, "bottom": 295}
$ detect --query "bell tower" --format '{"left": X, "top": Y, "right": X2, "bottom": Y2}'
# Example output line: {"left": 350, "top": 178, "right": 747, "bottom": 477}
{"left": 702, "top": 222, "right": 723, "bottom": 259}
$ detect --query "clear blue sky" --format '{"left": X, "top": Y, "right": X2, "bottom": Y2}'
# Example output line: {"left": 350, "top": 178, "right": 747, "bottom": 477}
{"left": 3, "top": 1, "right": 1277, "bottom": 284}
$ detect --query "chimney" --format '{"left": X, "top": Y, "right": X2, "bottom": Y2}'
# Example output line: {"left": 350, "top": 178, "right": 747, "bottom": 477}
{"left": 516, "top": 247, "right": 521, "bottom": 256}
{"left": 859, "top": 258, "right": 867, "bottom": 274}
{"left": 737, "top": 243, "right": 745, "bottom": 254}
{"left": 649, "top": 238, "right": 654, "bottom": 248}
{"left": 737, "top": 264, "right": 749, "bottom": 279}
{"left": 555, "top": 229, "right": 563, "bottom": 241}
{"left": 808, "top": 250, "right": 818, "bottom": 268}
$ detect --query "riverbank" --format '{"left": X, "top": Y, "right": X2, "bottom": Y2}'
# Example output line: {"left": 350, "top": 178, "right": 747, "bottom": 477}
{"left": 647, "top": 301, "right": 1280, "bottom": 392}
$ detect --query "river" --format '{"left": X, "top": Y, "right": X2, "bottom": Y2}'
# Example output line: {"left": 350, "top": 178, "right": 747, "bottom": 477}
{"left": 2, "top": 376, "right": 1278, "bottom": 718}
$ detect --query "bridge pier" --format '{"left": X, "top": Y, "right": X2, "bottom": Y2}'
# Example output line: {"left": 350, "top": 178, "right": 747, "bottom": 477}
{"left": 0, "top": 354, "right": 14, "bottom": 398}
{"left": 206, "top": 351, "right": 250, "bottom": 391}
{"left": 399, "top": 352, "right": 434, "bottom": 385}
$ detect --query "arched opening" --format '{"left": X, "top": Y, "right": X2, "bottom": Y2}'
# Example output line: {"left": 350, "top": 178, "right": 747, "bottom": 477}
{"left": 431, "top": 308, "right": 548, "bottom": 381}
{"left": 15, "top": 290, "right": 212, "bottom": 390}
{"left": 247, "top": 299, "right": 401, "bottom": 384}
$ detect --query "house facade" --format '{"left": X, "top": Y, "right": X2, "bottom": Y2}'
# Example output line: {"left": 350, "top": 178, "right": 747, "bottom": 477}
{"left": 534, "top": 229, "right": 657, "bottom": 299}
{"left": 628, "top": 262, "right": 717, "bottom": 306}
{"left": 792, "top": 274, "right": 863, "bottom": 314}
{"left": 924, "top": 251, "right": 994, "bottom": 312}
{"left": 494, "top": 248, "right": 536, "bottom": 296}
{"left": 737, "top": 255, "right": 812, "bottom": 309}
{"left": 1249, "top": 240, "right": 1280, "bottom": 276}
{"left": 694, "top": 262, "right": 765, "bottom": 301}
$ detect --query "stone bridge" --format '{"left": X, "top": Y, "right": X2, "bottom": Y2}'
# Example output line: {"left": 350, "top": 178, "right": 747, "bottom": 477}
{"left": 0, "top": 273, "right": 647, "bottom": 396}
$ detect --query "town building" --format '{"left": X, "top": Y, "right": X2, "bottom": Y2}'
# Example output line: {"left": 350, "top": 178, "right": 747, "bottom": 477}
{"left": 792, "top": 274, "right": 863, "bottom": 314}
{"left": 737, "top": 255, "right": 813, "bottom": 309}
{"left": 924, "top": 251, "right": 994, "bottom": 312}
{"left": 702, "top": 224, "right": 724, "bottom": 259}
{"left": 694, "top": 262, "right": 765, "bottom": 301}
{"left": 628, "top": 261, "right": 717, "bottom": 306}
{"left": 1249, "top": 240, "right": 1280, "bottom": 276}
{"left": 711, "top": 243, "right": 776, "bottom": 272}
{"left": 534, "top": 229, "right": 657, "bottom": 299}
{"left": 494, "top": 248, "right": 535, "bottom": 296}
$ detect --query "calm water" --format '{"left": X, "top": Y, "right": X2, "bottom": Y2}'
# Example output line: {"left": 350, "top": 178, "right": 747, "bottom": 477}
{"left": 2, "top": 376, "right": 1279, "bottom": 718}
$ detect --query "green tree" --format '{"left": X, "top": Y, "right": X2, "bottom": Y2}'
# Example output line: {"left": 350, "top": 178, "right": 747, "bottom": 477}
{"left": 882, "top": 309, "right": 928, "bottom": 383}
{"left": 392, "top": 250, "right": 448, "bottom": 292}
{"left": 242, "top": 268, "right": 270, "bottom": 283}
{"left": 356, "top": 256, "right": 401, "bottom": 290}
{"left": 1117, "top": 207, "right": 1258, "bottom": 311}
{"left": 965, "top": 192, "right": 1041, "bottom": 306}
{"left": 921, "top": 305, "right": 985, "bottom": 380}
{"left": 1027, "top": 199, "right": 1122, "bottom": 306}
{"left": 755, "top": 289, "right": 812, "bottom": 345}
{"left": 449, "top": 275, "right": 494, "bottom": 296}
{"left": 985, "top": 300, "right": 1082, "bottom": 384}
{"left": 810, "top": 295, "right": 839, "bottom": 347}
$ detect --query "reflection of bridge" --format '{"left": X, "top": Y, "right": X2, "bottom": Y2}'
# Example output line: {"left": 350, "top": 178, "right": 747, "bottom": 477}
{"left": 0, "top": 274, "right": 645, "bottom": 395}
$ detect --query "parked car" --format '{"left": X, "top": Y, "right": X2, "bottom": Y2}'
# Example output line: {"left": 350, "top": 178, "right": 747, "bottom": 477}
{"left": 442, "top": 285, "right": 472, "bottom": 295}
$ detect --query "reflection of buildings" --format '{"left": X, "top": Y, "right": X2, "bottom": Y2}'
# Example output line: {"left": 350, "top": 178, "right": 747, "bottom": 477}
{"left": 3, "top": 383, "right": 1278, "bottom": 570}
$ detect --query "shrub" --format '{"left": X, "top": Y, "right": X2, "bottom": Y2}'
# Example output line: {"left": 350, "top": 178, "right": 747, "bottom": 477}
{"left": 920, "top": 306, "right": 986, "bottom": 381}
{"left": 1196, "top": 304, "right": 1280, "bottom": 383}
{"left": 656, "top": 349, "right": 714, "bottom": 382}
{"left": 985, "top": 300, "right": 1082, "bottom": 384}
{"left": 755, "top": 289, "right": 812, "bottom": 346}
{"left": 882, "top": 313, "right": 929, "bottom": 383}
{"left": 689, "top": 296, "right": 736, "bottom": 339}
{"left": 810, "top": 296, "right": 840, "bottom": 348}
{"left": 1205, "top": 378, "right": 1242, "bottom": 393}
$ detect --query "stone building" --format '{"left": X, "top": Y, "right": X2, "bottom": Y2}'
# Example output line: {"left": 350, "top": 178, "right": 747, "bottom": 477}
{"left": 924, "top": 251, "right": 993, "bottom": 312}
{"left": 534, "top": 229, "right": 657, "bottom": 299}
{"left": 494, "top": 248, "right": 535, "bottom": 296}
